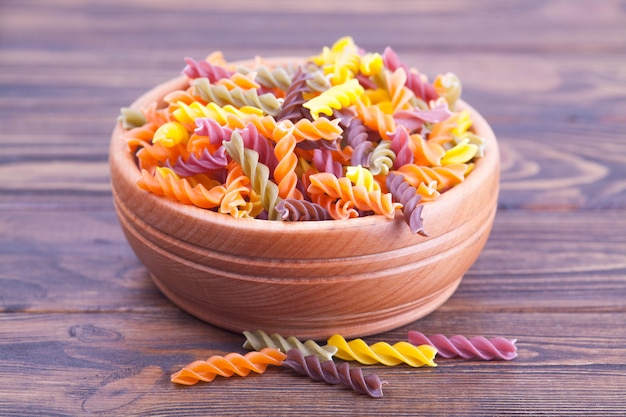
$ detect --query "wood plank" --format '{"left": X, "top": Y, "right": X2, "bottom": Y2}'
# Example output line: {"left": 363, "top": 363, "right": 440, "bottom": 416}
{"left": 0, "top": 209, "right": 173, "bottom": 313}
{"left": 0, "top": 312, "right": 624, "bottom": 416}
{"left": 2, "top": 0, "right": 625, "bottom": 54}
{"left": 1, "top": 210, "right": 624, "bottom": 314}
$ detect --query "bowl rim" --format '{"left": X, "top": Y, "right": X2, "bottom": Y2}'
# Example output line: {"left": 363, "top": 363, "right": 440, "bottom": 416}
{"left": 110, "top": 58, "right": 499, "bottom": 234}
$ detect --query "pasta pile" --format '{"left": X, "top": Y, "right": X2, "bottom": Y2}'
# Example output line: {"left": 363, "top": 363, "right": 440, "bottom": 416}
{"left": 170, "top": 330, "right": 517, "bottom": 398}
{"left": 119, "top": 36, "right": 487, "bottom": 233}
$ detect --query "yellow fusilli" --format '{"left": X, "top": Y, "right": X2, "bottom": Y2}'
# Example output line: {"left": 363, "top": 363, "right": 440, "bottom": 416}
{"left": 327, "top": 334, "right": 438, "bottom": 367}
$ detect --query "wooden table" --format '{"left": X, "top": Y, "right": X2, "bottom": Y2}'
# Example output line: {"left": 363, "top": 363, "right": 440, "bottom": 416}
{"left": 1, "top": 0, "right": 625, "bottom": 415}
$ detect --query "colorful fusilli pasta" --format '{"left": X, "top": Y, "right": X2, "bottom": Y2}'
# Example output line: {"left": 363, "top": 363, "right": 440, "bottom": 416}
{"left": 282, "top": 349, "right": 385, "bottom": 398}
{"left": 170, "top": 347, "right": 286, "bottom": 385}
{"left": 223, "top": 130, "right": 281, "bottom": 220}
{"left": 407, "top": 331, "right": 518, "bottom": 360}
{"left": 275, "top": 199, "right": 332, "bottom": 221}
{"left": 182, "top": 56, "right": 232, "bottom": 81}
{"left": 242, "top": 330, "right": 337, "bottom": 361}
{"left": 118, "top": 37, "right": 488, "bottom": 233}
{"left": 308, "top": 172, "right": 400, "bottom": 219}
{"left": 252, "top": 64, "right": 293, "bottom": 92}
{"left": 193, "top": 77, "right": 282, "bottom": 117}
{"left": 303, "top": 78, "right": 365, "bottom": 119}
{"left": 276, "top": 67, "right": 313, "bottom": 123}
{"left": 386, "top": 172, "right": 427, "bottom": 235}
{"left": 117, "top": 107, "right": 146, "bottom": 129}
{"left": 327, "top": 334, "right": 437, "bottom": 367}
{"left": 137, "top": 167, "right": 225, "bottom": 209}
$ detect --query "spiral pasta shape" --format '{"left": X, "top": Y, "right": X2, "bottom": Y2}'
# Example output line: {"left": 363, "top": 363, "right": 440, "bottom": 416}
{"left": 303, "top": 79, "right": 365, "bottom": 119}
{"left": 409, "top": 132, "right": 446, "bottom": 167}
{"left": 382, "top": 47, "right": 438, "bottom": 103}
{"left": 397, "top": 163, "right": 467, "bottom": 192}
{"left": 327, "top": 334, "right": 437, "bottom": 367}
{"left": 223, "top": 130, "right": 282, "bottom": 220}
{"left": 164, "top": 87, "right": 199, "bottom": 109}
{"left": 341, "top": 116, "right": 370, "bottom": 149}
{"left": 242, "top": 330, "right": 337, "bottom": 361}
{"left": 216, "top": 72, "right": 260, "bottom": 91}
{"left": 362, "top": 87, "right": 391, "bottom": 108}
{"left": 440, "top": 137, "right": 479, "bottom": 165}
{"left": 217, "top": 163, "right": 263, "bottom": 218}
{"left": 254, "top": 65, "right": 292, "bottom": 91}
{"left": 310, "top": 193, "right": 358, "bottom": 220}
{"left": 237, "top": 122, "right": 279, "bottom": 173}
{"left": 141, "top": 101, "right": 174, "bottom": 127}
{"left": 253, "top": 64, "right": 293, "bottom": 92}
{"left": 308, "top": 173, "right": 400, "bottom": 218}
{"left": 304, "top": 66, "right": 332, "bottom": 94}
{"left": 457, "top": 131, "right": 487, "bottom": 158}
{"left": 368, "top": 140, "right": 395, "bottom": 176}
{"left": 277, "top": 66, "right": 313, "bottom": 123}
{"left": 393, "top": 99, "right": 453, "bottom": 133}
{"left": 123, "top": 123, "right": 158, "bottom": 147}
{"left": 345, "top": 140, "right": 373, "bottom": 169}
{"left": 219, "top": 177, "right": 250, "bottom": 218}
{"left": 193, "top": 117, "right": 234, "bottom": 146}
{"left": 388, "top": 125, "right": 413, "bottom": 169}
{"left": 312, "top": 149, "right": 343, "bottom": 178}
{"left": 137, "top": 167, "right": 225, "bottom": 209}
{"left": 182, "top": 56, "right": 232, "bottom": 81}
{"left": 170, "top": 347, "right": 286, "bottom": 385}
{"left": 354, "top": 96, "right": 396, "bottom": 140}
{"left": 386, "top": 172, "right": 427, "bottom": 235}
{"left": 408, "top": 331, "right": 518, "bottom": 360}
{"left": 291, "top": 117, "right": 344, "bottom": 142}
{"left": 428, "top": 109, "right": 473, "bottom": 148}
{"left": 193, "top": 78, "right": 282, "bottom": 116}
{"left": 133, "top": 141, "right": 178, "bottom": 172}
{"left": 282, "top": 349, "right": 385, "bottom": 398}
{"left": 272, "top": 124, "right": 303, "bottom": 200}
{"left": 121, "top": 123, "right": 160, "bottom": 157}
{"left": 311, "top": 36, "right": 361, "bottom": 86}
{"left": 118, "top": 107, "right": 146, "bottom": 129}
{"left": 434, "top": 72, "right": 462, "bottom": 110}
{"left": 275, "top": 199, "right": 333, "bottom": 221}
{"left": 220, "top": 113, "right": 342, "bottom": 144}
{"left": 359, "top": 52, "right": 384, "bottom": 77}
{"left": 386, "top": 68, "right": 415, "bottom": 113}
{"left": 124, "top": 124, "right": 188, "bottom": 171}
{"left": 173, "top": 101, "right": 263, "bottom": 126}
{"left": 167, "top": 145, "right": 228, "bottom": 176}
{"left": 345, "top": 165, "right": 380, "bottom": 192}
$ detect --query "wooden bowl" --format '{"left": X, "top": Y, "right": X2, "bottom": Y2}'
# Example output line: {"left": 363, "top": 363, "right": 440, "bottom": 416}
{"left": 109, "top": 59, "right": 500, "bottom": 339}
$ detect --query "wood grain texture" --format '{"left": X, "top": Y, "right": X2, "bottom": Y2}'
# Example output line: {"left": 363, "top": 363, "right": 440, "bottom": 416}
{"left": 0, "top": 312, "right": 624, "bottom": 416}
{"left": 1, "top": 0, "right": 625, "bottom": 415}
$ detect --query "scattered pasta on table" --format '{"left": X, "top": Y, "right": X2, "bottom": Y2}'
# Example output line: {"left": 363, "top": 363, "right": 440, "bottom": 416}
{"left": 171, "top": 330, "right": 518, "bottom": 398}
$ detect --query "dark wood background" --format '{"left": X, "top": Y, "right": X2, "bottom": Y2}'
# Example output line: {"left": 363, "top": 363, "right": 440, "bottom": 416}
{"left": 1, "top": 0, "right": 625, "bottom": 415}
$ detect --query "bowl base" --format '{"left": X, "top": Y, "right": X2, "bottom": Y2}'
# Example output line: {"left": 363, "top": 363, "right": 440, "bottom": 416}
{"left": 149, "top": 272, "right": 462, "bottom": 340}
